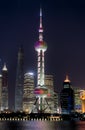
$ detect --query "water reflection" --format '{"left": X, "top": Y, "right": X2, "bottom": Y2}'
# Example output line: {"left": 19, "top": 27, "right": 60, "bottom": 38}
{"left": 0, "top": 120, "right": 84, "bottom": 130}
{"left": 56, "top": 121, "right": 77, "bottom": 130}
{"left": 7, "top": 121, "right": 23, "bottom": 130}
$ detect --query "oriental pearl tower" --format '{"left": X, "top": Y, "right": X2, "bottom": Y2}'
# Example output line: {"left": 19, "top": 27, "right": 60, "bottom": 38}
{"left": 34, "top": 8, "right": 49, "bottom": 113}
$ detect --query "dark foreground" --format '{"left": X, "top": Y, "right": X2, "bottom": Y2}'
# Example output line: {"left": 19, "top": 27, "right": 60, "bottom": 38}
{"left": 0, "top": 120, "right": 85, "bottom": 130}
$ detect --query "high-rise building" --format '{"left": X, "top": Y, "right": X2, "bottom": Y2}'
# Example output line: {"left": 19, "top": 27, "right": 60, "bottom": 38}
{"left": 45, "top": 75, "right": 54, "bottom": 96}
{"left": 74, "top": 88, "right": 82, "bottom": 112}
{"left": 60, "top": 75, "right": 74, "bottom": 114}
{"left": 44, "top": 74, "right": 55, "bottom": 113}
{"left": 1, "top": 63, "right": 8, "bottom": 111}
{"left": 44, "top": 75, "right": 59, "bottom": 113}
{"left": 54, "top": 91, "right": 59, "bottom": 113}
{"left": 15, "top": 45, "right": 24, "bottom": 111}
{"left": 80, "top": 89, "right": 85, "bottom": 113}
{"left": 23, "top": 72, "right": 35, "bottom": 113}
{"left": 34, "top": 8, "right": 49, "bottom": 113}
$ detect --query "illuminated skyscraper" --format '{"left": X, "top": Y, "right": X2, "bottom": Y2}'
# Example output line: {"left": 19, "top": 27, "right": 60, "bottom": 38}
{"left": 54, "top": 92, "right": 59, "bottom": 113}
{"left": 45, "top": 75, "right": 59, "bottom": 113}
{"left": 44, "top": 75, "right": 54, "bottom": 112}
{"left": 80, "top": 90, "right": 85, "bottom": 113}
{"left": 60, "top": 75, "right": 74, "bottom": 114}
{"left": 34, "top": 8, "right": 49, "bottom": 113}
{"left": 45, "top": 75, "right": 54, "bottom": 96}
{"left": 23, "top": 72, "right": 35, "bottom": 113}
{"left": 1, "top": 63, "right": 8, "bottom": 111}
{"left": 15, "top": 45, "right": 24, "bottom": 111}
{"left": 74, "top": 88, "right": 82, "bottom": 112}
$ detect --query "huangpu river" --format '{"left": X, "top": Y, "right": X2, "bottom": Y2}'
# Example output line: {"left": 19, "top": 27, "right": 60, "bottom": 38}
{"left": 0, "top": 120, "right": 85, "bottom": 130}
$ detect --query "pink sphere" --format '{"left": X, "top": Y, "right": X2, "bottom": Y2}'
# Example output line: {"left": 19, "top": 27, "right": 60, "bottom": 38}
{"left": 35, "top": 41, "right": 47, "bottom": 51}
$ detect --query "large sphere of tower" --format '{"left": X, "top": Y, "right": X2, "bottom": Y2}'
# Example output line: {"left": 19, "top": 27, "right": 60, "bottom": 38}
{"left": 35, "top": 40, "right": 47, "bottom": 52}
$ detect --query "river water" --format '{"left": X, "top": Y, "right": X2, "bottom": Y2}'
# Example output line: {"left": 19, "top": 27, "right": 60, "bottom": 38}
{"left": 0, "top": 121, "right": 85, "bottom": 130}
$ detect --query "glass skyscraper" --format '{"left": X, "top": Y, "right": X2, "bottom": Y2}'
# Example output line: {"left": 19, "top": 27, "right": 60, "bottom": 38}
{"left": 74, "top": 87, "right": 82, "bottom": 112}
{"left": 44, "top": 75, "right": 54, "bottom": 113}
{"left": 60, "top": 75, "right": 74, "bottom": 114}
{"left": 44, "top": 75, "right": 59, "bottom": 113}
{"left": 23, "top": 72, "right": 35, "bottom": 113}
{"left": 15, "top": 45, "right": 24, "bottom": 111}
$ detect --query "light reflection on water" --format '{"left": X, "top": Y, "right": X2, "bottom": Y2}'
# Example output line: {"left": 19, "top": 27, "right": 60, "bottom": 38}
{"left": 0, "top": 121, "right": 85, "bottom": 130}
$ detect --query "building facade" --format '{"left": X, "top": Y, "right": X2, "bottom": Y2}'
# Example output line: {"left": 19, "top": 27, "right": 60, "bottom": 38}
{"left": 60, "top": 76, "right": 74, "bottom": 114}
{"left": 45, "top": 75, "right": 54, "bottom": 96}
{"left": 23, "top": 72, "right": 35, "bottom": 113}
{"left": 53, "top": 91, "right": 59, "bottom": 113}
{"left": 1, "top": 63, "right": 8, "bottom": 111}
{"left": 45, "top": 74, "right": 55, "bottom": 113}
{"left": 80, "top": 89, "right": 85, "bottom": 113}
{"left": 74, "top": 88, "right": 82, "bottom": 112}
{"left": 15, "top": 45, "right": 24, "bottom": 111}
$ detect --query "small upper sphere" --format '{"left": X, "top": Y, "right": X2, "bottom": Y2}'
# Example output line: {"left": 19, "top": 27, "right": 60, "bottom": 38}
{"left": 35, "top": 41, "right": 47, "bottom": 52}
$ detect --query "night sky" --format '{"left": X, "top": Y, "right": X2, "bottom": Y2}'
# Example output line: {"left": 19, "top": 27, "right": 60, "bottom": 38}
{"left": 0, "top": 0, "right": 85, "bottom": 109}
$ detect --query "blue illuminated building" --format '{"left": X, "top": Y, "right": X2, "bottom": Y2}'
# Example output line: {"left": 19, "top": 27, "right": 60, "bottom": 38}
{"left": 60, "top": 75, "right": 74, "bottom": 114}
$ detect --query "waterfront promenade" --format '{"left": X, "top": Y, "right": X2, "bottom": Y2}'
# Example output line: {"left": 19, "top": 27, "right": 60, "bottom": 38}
{"left": 0, "top": 112, "right": 61, "bottom": 121}
{"left": 0, "top": 112, "right": 84, "bottom": 121}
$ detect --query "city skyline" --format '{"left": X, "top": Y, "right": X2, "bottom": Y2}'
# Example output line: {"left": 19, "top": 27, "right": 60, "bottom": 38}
{"left": 0, "top": 0, "right": 85, "bottom": 109}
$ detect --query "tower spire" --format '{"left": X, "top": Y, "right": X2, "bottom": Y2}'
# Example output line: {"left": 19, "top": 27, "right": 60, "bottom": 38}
{"left": 2, "top": 63, "right": 7, "bottom": 71}
{"left": 40, "top": 7, "right": 42, "bottom": 29}
{"left": 39, "top": 7, "right": 43, "bottom": 41}
{"left": 64, "top": 75, "right": 70, "bottom": 83}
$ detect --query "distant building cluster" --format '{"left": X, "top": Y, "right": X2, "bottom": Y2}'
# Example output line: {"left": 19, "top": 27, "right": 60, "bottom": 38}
{"left": 0, "top": 8, "right": 85, "bottom": 115}
{"left": 14, "top": 44, "right": 58, "bottom": 113}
